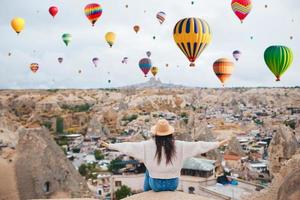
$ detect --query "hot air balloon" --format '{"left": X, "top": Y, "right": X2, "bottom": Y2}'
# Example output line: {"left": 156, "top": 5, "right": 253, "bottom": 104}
{"left": 153, "top": 36, "right": 156, "bottom": 40}
{"left": 105, "top": 32, "right": 116, "bottom": 47}
{"left": 8, "top": 52, "right": 12, "bottom": 56}
{"left": 133, "top": 25, "right": 140, "bottom": 33}
{"left": 49, "top": 6, "right": 58, "bottom": 18}
{"left": 139, "top": 58, "right": 152, "bottom": 77}
{"left": 156, "top": 12, "right": 166, "bottom": 24}
{"left": 122, "top": 57, "right": 128, "bottom": 64}
{"left": 11, "top": 17, "right": 25, "bottom": 34}
{"left": 233, "top": 50, "right": 242, "bottom": 61}
{"left": 30, "top": 63, "right": 39, "bottom": 73}
{"left": 213, "top": 58, "right": 234, "bottom": 86}
{"left": 264, "top": 45, "right": 293, "bottom": 81}
{"left": 166, "top": 64, "right": 169, "bottom": 67}
{"left": 146, "top": 51, "right": 151, "bottom": 58}
{"left": 58, "top": 57, "right": 63, "bottom": 63}
{"left": 231, "top": 0, "right": 252, "bottom": 23}
{"left": 173, "top": 18, "right": 212, "bottom": 67}
{"left": 62, "top": 33, "right": 72, "bottom": 46}
{"left": 92, "top": 57, "right": 99, "bottom": 67}
{"left": 78, "top": 69, "right": 82, "bottom": 74}
{"left": 84, "top": 3, "right": 102, "bottom": 26}
{"left": 151, "top": 67, "right": 158, "bottom": 77}
{"left": 125, "top": 5, "right": 128, "bottom": 8}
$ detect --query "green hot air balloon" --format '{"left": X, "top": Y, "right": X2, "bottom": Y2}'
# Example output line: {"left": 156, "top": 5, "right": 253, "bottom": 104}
{"left": 62, "top": 33, "right": 72, "bottom": 46}
{"left": 264, "top": 45, "right": 293, "bottom": 81}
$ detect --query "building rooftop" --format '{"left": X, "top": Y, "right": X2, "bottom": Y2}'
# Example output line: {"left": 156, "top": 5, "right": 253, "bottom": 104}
{"left": 182, "top": 157, "right": 215, "bottom": 171}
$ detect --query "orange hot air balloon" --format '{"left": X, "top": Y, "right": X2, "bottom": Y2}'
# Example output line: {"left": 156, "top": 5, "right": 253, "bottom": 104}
{"left": 213, "top": 58, "right": 234, "bottom": 86}
{"left": 133, "top": 25, "right": 140, "bottom": 33}
{"left": 30, "top": 63, "right": 39, "bottom": 73}
{"left": 151, "top": 66, "right": 158, "bottom": 77}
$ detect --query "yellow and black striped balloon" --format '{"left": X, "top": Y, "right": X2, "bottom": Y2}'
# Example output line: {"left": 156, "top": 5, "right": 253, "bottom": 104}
{"left": 173, "top": 18, "right": 212, "bottom": 67}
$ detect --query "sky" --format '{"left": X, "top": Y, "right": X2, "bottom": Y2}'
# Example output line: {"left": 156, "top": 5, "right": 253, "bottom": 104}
{"left": 0, "top": 0, "right": 299, "bottom": 89}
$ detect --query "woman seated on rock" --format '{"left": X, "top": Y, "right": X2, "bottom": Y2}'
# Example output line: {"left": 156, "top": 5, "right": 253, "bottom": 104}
{"left": 101, "top": 119, "right": 228, "bottom": 192}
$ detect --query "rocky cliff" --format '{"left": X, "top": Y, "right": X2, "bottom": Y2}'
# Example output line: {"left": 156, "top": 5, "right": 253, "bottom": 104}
{"left": 15, "top": 128, "right": 91, "bottom": 200}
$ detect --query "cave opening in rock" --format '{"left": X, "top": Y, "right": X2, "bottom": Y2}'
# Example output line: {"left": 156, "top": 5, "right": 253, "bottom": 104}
{"left": 43, "top": 181, "right": 50, "bottom": 193}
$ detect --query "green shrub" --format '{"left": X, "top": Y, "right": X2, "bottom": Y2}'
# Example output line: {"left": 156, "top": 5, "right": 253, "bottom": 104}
{"left": 79, "top": 164, "right": 88, "bottom": 176}
{"left": 94, "top": 150, "right": 104, "bottom": 160}
{"left": 42, "top": 121, "right": 52, "bottom": 130}
{"left": 115, "top": 185, "right": 132, "bottom": 200}
{"left": 56, "top": 117, "right": 64, "bottom": 133}
{"left": 61, "top": 103, "right": 91, "bottom": 112}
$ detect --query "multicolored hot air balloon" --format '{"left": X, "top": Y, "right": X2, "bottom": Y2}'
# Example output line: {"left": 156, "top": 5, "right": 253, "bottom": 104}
{"left": 84, "top": 3, "right": 102, "bottom": 26}
{"left": 58, "top": 57, "right": 63, "bottom": 64}
{"left": 11, "top": 17, "right": 25, "bottom": 34}
{"left": 156, "top": 11, "right": 166, "bottom": 24}
{"left": 146, "top": 51, "right": 151, "bottom": 58}
{"left": 151, "top": 67, "right": 158, "bottom": 77}
{"left": 139, "top": 58, "right": 152, "bottom": 77}
{"left": 231, "top": 0, "right": 252, "bottom": 23}
{"left": 213, "top": 58, "right": 234, "bottom": 86}
{"left": 264, "top": 45, "right": 293, "bottom": 81}
{"left": 173, "top": 18, "right": 212, "bottom": 67}
{"left": 30, "top": 63, "right": 39, "bottom": 73}
{"left": 133, "top": 25, "right": 140, "bottom": 33}
{"left": 62, "top": 33, "right": 72, "bottom": 46}
{"left": 105, "top": 32, "right": 116, "bottom": 47}
{"left": 233, "top": 50, "right": 242, "bottom": 61}
{"left": 49, "top": 6, "right": 58, "bottom": 18}
{"left": 92, "top": 57, "right": 99, "bottom": 67}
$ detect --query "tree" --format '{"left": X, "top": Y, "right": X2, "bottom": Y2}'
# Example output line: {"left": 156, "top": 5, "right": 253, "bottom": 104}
{"left": 56, "top": 117, "right": 64, "bottom": 133}
{"left": 94, "top": 150, "right": 104, "bottom": 160}
{"left": 78, "top": 164, "right": 88, "bottom": 176}
{"left": 108, "top": 158, "right": 125, "bottom": 173}
{"left": 115, "top": 185, "right": 132, "bottom": 200}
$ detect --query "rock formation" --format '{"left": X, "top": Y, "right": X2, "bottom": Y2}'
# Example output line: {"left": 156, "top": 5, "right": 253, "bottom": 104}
{"left": 15, "top": 127, "right": 91, "bottom": 199}
{"left": 268, "top": 125, "right": 298, "bottom": 176}
{"left": 225, "top": 136, "right": 245, "bottom": 157}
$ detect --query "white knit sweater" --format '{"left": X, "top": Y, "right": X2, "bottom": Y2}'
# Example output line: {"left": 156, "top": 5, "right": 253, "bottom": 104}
{"left": 108, "top": 139, "right": 219, "bottom": 179}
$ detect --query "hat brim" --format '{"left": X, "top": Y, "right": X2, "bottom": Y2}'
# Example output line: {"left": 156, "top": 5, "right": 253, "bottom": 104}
{"left": 151, "top": 125, "right": 174, "bottom": 136}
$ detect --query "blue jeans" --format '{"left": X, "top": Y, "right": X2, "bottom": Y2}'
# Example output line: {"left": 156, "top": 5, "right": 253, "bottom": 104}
{"left": 144, "top": 170, "right": 178, "bottom": 192}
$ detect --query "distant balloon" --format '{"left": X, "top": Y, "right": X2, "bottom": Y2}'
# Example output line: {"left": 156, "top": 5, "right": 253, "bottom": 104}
{"left": 125, "top": 5, "right": 128, "bottom": 8}
{"left": 156, "top": 12, "right": 166, "bottom": 24}
{"left": 62, "top": 33, "right": 72, "bottom": 46}
{"left": 191, "top": 1, "right": 194, "bottom": 5}
{"left": 231, "top": 0, "right": 252, "bottom": 23}
{"left": 108, "top": 80, "right": 111, "bottom": 83}
{"left": 133, "top": 25, "right": 140, "bottom": 33}
{"left": 173, "top": 18, "right": 212, "bottom": 67}
{"left": 139, "top": 58, "right": 152, "bottom": 77}
{"left": 250, "top": 36, "right": 254, "bottom": 40}
{"left": 122, "top": 57, "right": 128, "bottom": 64}
{"left": 84, "top": 3, "right": 102, "bottom": 26}
{"left": 265, "top": 5, "right": 268, "bottom": 8}
{"left": 153, "top": 36, "right": 156, "bottom": 40}
{"left": 151, "top": 67, "right": 158, "bottom": 77}
{"left": 49, "top": 6, "right": 58, "bottom": 18}
{"left": 58, "top": 57, "right": 63, "bottom": 63}
{"left": 146, "top": 51, "right": 151, "bottom": 58}
{"left": 78, "top": 70, "right": 82, "bottom": 74}
{"left": 8, "top": 52, "right": 12, "bottom": 56}
{"left": 290, "top": 36, "right": 293, "bottom": 40}
{"left": 92, "top": 57, "right": 99, "bottom": 67}
{"left": 105, "top": 32, "right": 116, "bottom": 47}
{"left": 233, "top": 50, "right": 242, "bottom": 61}
{"left": 166, "top": 64, "right": 169, "bottom": 67}
{"left": 30, "top": 63, "right": 39, "bottom": 73}
{"left": 264, "top": 45, "right": 293, "bottom": 81}
{"left": 11, "top": 17, "right": 25, "bottom": 34}
{"left": 213, "top": 58, "right": 234, "bottom": 86}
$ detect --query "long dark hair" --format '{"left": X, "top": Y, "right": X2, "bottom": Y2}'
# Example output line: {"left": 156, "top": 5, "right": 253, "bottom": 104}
{"left": 154, "top": 134, "right": 176, "bottom": 165}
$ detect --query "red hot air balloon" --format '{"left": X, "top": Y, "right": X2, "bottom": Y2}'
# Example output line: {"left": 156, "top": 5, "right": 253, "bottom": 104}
{"left": 49, "top": 6, "right": 58, "bottom": 18}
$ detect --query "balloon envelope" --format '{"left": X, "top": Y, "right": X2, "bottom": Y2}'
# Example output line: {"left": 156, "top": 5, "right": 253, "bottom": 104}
{"left": 233, "top": 50, "right": 242, "bottom": 61}
{"left": 62, "top": 33, "right": 72, "bottom": 46}
{"left": 11, "top": 17, "right": 25, "bottom": 34}
{"left": 264, "top": 45, "right": 293, "bottom": 81}
{"left": 231, "top": 0, "right": 252, "bottom": 23}
{"left": 213, "top": 58, "right": 234, "bottom": 86}
{"left": 30, "top": 63, "right": 39, "bottom": 73}
{"left": 156, "top": 12, "right": 166, "bottom": 24}
{"left": 173, "top": 18, "right": 212, "bottom": 67}
{"left": 58, "top": 57, "right": 63, "bottom": 63}
{"left": 92, "top": 57, "right": 99, "bottom": 67}
{"left": 105, "top": 32, "right": 116, "bottom": 47}
{"left": 139, "top": 58, "right": 152, "bottom": 77}
{"left": 84, "top": 3, "right": 102, "bottom": 26}
{"left": 49, "top": 6, "right": 58, "bottom": 18}
{"left": 133, "top": 25, "right": 140, "bottom": 33}
{"left": 151, "top": 67, "right": 158, "bottom": 77}
{"left": 146, "top": 51, "right": 151, "bottom": 57}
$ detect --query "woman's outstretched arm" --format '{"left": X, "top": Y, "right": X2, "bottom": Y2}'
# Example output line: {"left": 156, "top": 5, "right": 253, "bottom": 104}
{"left": 182, "top": 139, "right": 229, "bottom": 159}
{"left": 101, "top": 141, "right": 145, "bottom": 161}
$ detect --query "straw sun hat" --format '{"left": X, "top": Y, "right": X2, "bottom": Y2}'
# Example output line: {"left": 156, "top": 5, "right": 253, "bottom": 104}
{"left": 151, "top": 119, "right": 174, "bottom": 136}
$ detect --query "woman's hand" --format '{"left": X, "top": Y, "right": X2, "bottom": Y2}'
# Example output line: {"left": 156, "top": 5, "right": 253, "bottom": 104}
{"left": 100, "top": 141, "right": 109, "bottom": 148}
{"left": 218, "top": 139, "right": 229, "bottom": 147}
